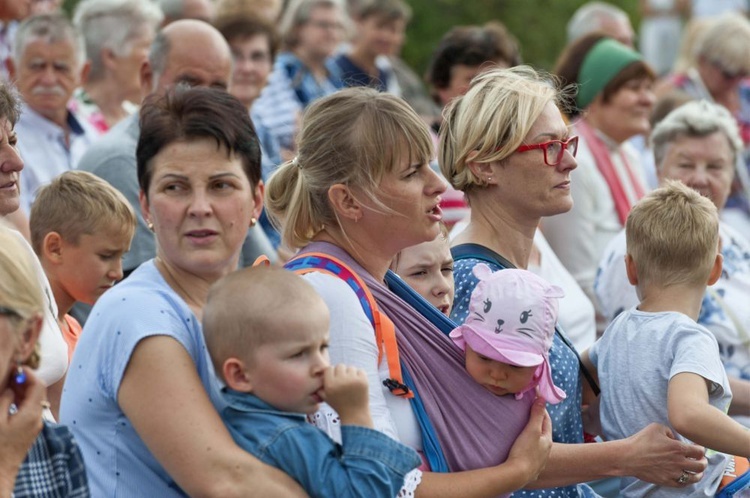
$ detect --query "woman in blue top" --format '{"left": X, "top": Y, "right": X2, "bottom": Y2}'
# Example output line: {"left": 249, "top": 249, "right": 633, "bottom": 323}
{"left": 439, "top": 65, "right": 708, "bottom": 497}
{"left": 59, "top": 87, "right": 304, "bottom": 497}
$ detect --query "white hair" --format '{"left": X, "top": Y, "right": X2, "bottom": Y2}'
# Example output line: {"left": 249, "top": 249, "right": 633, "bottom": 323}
{"left": 651, "top": 100, "right": 743, "bottom": 168}
{"left": 566, "top": 2, "right": 629, "bottom": 43}
{"left": 73, "top": 0, "right": 164, "bottom": 82}
{"left": 14, "top": 13, "right": 86, "bottom": 68}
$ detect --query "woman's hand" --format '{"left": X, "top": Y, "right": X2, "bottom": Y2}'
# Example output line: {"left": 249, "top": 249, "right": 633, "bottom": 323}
{"left": 505, "top": 397, "right": 553, "bottom": 485}
{"left": 623, "top": 423, "right": 707, "bottom": 487}
{"left": 0, "top": 367, "right": 45, "bottom": 494}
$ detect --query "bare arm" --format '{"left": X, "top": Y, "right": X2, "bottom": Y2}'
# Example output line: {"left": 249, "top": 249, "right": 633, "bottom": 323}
{"left": 416, "top": 398, "right": 553, "bottom": 498}
{"left": 118, "top": 336, "right": 307, "bottom": 498}
{"left": 525, "top": 423, "right": 707, "bottom": 489}
{"left": 668, "top": 372, "right": 750, "bottom": 458}
{"left": 728, "top": 376, "right": 750, "bottom": 417}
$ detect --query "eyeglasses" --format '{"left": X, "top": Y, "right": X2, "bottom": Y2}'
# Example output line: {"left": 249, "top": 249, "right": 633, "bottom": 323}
{"left": 307, "top": 20, "right": 344, "bottom": 31}
{"left": 712, "top": 60, "right": 748, "bottom": 81}
{"left": 515, "top": 136, "right": 579, "bottom": 166}
{"left": 0, "top": 305, "right": 22, "bottom": 320}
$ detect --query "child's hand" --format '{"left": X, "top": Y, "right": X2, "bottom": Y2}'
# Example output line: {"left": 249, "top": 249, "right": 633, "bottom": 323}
{"left": 505, "top": 397, "right": 553, "bottom": 486}
{"left": 319, "top": 365, "right": 373, "bottom": 428}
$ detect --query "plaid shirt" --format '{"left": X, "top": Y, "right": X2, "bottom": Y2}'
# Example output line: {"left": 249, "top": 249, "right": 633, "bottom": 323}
{"left": 13, "top": 422, "right": 90, "bottom": 498}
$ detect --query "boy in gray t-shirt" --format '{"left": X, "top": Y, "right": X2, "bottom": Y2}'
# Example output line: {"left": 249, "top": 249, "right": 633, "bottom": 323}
{"left": 582, "top": 181, "right": 750, "bottom": 497}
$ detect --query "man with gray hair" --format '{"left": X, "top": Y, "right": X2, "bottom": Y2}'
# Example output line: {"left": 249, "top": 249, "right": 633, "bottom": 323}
{"left": 566, "top": 1, "right": 635, "bottom": 47}
{"left": 78, "top": 19, "right": 276, "bottom": 276}
{"left": 8, "top": 13, "right": 97, "bottom": 214}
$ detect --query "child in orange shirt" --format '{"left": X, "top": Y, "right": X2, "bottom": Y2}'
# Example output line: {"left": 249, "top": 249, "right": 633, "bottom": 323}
{"left": 30, "top": 171, "right": 136, "bottom": 361}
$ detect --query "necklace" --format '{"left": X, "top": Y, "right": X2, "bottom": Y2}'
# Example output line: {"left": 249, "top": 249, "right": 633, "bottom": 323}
{"left": 154, "top": 257, "right": 204, "bottom": 312}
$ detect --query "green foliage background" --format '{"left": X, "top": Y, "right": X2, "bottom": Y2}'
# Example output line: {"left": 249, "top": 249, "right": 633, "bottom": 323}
{"left": 62, "top": 0, "right": 639, "bottom": 74}
{"left": 402, "top": 0, "right": 639, "bottom": 74}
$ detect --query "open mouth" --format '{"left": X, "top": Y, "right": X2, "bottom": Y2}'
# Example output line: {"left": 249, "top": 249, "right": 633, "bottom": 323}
{"left": 438, "top": 304, "right": 450, "bottom": 314}
{"left": 428, "top": 203, "right": 443, "bottom": 221}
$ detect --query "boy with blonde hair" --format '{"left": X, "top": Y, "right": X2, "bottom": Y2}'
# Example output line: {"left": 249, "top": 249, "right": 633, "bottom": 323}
{"left": 203, "top": 266, "right": 420, "bottom": 497}
{"left": 30, "top": 170, "right": 136, "bottom": 361}
{"left": 583, "top": 180, "right": 750, "bottom": 497}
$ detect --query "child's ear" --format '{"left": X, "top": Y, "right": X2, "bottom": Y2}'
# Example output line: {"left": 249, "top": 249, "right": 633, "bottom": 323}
{"left": 707, "top": 253, "right": 723, "bottom": 286}
{"left": 42, "top": 232, "right": 65, "bottom": 264}
{"left": 624, "top": 254, "right": 639, "bottom": 286}
{"left": 222, "top": 358, "right": 254, "bottom": 392}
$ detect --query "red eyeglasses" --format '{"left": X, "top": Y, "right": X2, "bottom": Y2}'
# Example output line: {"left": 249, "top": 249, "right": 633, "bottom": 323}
{"left": 516, "top": 136, "right": 579, "bottom": 166}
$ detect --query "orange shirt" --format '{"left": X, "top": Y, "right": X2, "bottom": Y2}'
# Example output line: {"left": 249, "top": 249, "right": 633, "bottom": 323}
{"left": 62, "top": 314, "right": 82, "bottom": 364}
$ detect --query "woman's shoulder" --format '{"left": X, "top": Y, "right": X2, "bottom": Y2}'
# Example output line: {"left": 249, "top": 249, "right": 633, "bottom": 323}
{"left": 94, "top": 261, "right": 190, "bottom": 319}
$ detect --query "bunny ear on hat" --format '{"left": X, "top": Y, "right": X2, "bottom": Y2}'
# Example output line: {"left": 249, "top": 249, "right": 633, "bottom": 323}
{"left": 545, "top": 283, "right": 565, "bottom": 299}
{"left": 472, "top": 263, "right": 494, "bottom": 280}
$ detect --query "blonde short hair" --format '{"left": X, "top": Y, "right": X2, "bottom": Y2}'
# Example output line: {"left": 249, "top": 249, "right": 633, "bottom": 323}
{"left": 0, "top": 223, "right": 44, "bottom": 323}
{"left": 626, "top": 180, "right": 719, "bottom": 287}
{"left": 0, "top": 222, "right": 43, "bottom": 369}
{"left": 29, "top": 171, "right": 137, "bottom": 255}
{"left": 203, "top": 266, "right": 326, "bottom": 378}
{"left": 265, "top": 87, "right": 433, "bottom": 249}
{"left": 695, "top": 15, "right": 750, "bottom": 76}
{"left": 439, "top": 65, "right": 562, "bottom": 195}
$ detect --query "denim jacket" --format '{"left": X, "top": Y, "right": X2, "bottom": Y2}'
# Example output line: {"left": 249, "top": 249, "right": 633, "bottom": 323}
{"left": 221, "top": 389, "right": 420, "bottom": 498}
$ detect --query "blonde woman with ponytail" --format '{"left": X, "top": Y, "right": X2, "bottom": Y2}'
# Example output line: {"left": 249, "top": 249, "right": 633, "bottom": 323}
{"left": 266, "top": 86, "right": 554, "bottom": 498}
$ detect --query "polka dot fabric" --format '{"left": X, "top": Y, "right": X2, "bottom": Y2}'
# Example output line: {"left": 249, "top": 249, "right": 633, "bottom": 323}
{"left": 451, "top": 258, "right": 599, "bottom": 498}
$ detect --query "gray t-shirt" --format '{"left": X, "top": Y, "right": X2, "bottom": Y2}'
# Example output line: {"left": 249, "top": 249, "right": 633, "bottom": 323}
{"left": 589, "top": 308, "right": 732, "bottom": 497}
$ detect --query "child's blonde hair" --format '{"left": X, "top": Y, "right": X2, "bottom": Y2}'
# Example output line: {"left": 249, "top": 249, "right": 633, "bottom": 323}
{"left": 390, "top": 221, "right": 450, "bottom": 272}
{"left": 626, "top": 180, "right": 719, "bottom": 287}
{"left": 29, "top": 171, "right": 136, "bottom": 255}
{"left": 265, "top": 87, "right": 433, "bottom": 249}
{"left": 203, "top": 266, "right": 327, "bottom": 378}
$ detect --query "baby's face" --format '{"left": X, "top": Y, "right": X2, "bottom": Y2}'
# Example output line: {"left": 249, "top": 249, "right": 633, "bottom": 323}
{"left": 464, "top": 345, "right": 537, "bottom": 397}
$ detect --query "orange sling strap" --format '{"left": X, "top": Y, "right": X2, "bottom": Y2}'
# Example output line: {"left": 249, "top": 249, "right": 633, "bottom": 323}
{"left": 278, "top": 252, "right": 413, "bottom": 399}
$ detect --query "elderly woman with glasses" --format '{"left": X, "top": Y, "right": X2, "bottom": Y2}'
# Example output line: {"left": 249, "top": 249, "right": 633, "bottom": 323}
{"left": 542, "top": 35, "right": 656, "bottom": 331}
{"left": 442, "top": 65, "right": 707, "bottom": 497}
{"left": 596, "top": 99, "right": 750, "bottom": 428}
{"left": 657, "top": 14, "right": 750, "bottom": 235}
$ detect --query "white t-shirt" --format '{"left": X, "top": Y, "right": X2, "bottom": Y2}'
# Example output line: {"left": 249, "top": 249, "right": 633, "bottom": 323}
{"left": 303, "top": 272, "right": 423, "bottom": 496}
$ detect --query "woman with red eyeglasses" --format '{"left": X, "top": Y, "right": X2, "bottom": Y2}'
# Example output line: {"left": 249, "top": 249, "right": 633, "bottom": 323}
{"left": 542, "top": 34, "right": 656, "bottom": 334}
{"left": 441, "top": 65, "right": 706, "bottom": 497}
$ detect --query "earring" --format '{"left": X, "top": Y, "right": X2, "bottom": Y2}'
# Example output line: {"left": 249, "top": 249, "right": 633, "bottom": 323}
{"left": 147, "top": 220, "right": 154, "bottom": 231}
{"left": 250, "top": 217, "right": 257, "bottom": 228}
{"left": 14, "top": 360, "right": 26, "bottom": 385}
{"left": 487, "top": 177, "right": 493, "bottom": 183}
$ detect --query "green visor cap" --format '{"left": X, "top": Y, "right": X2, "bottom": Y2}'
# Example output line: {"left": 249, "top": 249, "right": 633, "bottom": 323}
{"left": 576, "top": 38, "right": 643, "bottom": 109}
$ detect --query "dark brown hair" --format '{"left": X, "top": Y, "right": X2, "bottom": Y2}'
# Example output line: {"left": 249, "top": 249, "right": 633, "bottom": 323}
{"left": 137, "top": 86, "right": 261, "bottom": 196}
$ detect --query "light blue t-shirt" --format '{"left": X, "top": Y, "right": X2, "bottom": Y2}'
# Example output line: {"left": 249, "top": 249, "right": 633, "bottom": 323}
{"left": 589, "top": 309, "right": 732, "bottom": 497}
{"left": 60, "top": 260, "right": 224, "bottom": 497}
